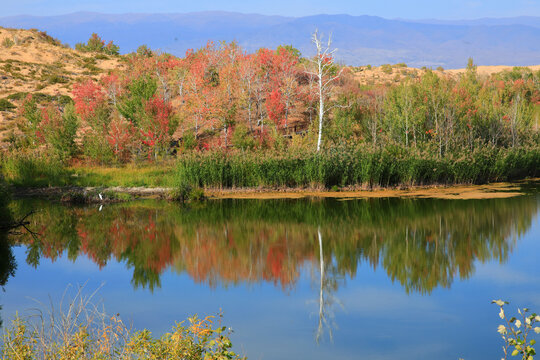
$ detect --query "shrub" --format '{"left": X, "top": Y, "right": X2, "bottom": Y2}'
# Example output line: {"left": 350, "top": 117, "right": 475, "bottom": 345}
{"left": 16, "top": 96, "right": 79, "bottom": 161}
{"left": 169, "top": 180, "right": 206, "bottom": 203}
{"left": 136, "top": 44, "right": 153, "bottom": 57}
{"left": 75, "top": 33, "right": 120, "bottom": 55}
{"left": 380, "top": 64, "right": 393, "bottom": 74}
{"left": 1, "top": 286, "right": 243, "bottom": 360}
{"left": 37, "top": 31, "right": 63, "bottom": 47}
{"left": 182, "top": 130, "right": 197, "bottom": 151}
{"left": 44, "top": 73, "right": 69, "bottom": 85}
{"left": 232, "top": 124, "right": 256, "bottom": 151}
{"left": 0, "top": 99, "right": 16, "bottom": 111}
{"left": 492, "top": 300, "right": 539, "bottom": 360}
{"left": 2, "top": 37, "right": 14, "bottom": 48}
{"left": 39, "top": 103, "right": 79, "bottom": 161}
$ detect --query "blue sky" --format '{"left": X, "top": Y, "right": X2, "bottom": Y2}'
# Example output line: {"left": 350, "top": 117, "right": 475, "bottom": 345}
{"left": 3, "top": 0, "right": 540, "bottom": 19}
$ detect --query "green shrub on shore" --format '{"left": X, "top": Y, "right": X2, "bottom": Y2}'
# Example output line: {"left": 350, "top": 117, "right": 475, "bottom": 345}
{"left": 174, "top": 145, "right": 540, "bottom": 189}
{"left": 168, "top": 183, "right": 206, "bottom": 203}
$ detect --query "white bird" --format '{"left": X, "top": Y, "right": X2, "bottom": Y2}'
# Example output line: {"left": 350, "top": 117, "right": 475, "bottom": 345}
{"left": 98, "top": 193, "right": 103, "bottom": 201}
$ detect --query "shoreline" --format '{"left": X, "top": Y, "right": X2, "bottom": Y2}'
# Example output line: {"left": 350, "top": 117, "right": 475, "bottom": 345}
{"left": 10, "top": 179, "right": 539, "bottom": 201}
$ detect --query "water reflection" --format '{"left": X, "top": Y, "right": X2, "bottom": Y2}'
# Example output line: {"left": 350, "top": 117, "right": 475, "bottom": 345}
{"left": 0, "top": 194, "right": 17, "bottom": 328}
{"left": 314, "top": 227, "right": 343, "bottom": 343}
{"left": 9, "top": 196, "right": 539, "bottom": 297}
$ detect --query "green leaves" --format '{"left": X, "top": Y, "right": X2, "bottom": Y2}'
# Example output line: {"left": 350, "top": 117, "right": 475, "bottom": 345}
{"left": 493, "top": 300, "right": 539, "bottom": 360}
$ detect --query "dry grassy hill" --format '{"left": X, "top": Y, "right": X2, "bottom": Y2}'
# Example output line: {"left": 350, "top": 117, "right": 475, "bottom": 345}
{"left": 0, "top": 27, "right": 123, "bottom": 143}
{"left": 351, "top": 63, "right": 540, "bottom": 86}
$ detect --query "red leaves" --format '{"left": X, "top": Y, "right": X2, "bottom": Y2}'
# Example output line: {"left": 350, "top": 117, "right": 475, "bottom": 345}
{"left": 37, "top": 106, "right": 60, "bottom": 143}
{"left": 107, "top": 117, "right": 135, "bottom": 162}
{"left": 267, "top": 88, "right": 285, "bottom": 126}
{"left": 72, "top": 80, "right": 106, "bottom": 121}
{"left": 141, "top": 95, "right": 173, "bottom": 159}
{"left": 101, "top": 73, "right": 122, "bottom": 101}
{"left": 145, "top": 96, "right": 172, "bottom": 133}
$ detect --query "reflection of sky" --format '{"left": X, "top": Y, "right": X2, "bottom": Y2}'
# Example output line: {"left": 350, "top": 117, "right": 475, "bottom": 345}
{"left": 2, "top": 210, "right": 539, "bottom": 360}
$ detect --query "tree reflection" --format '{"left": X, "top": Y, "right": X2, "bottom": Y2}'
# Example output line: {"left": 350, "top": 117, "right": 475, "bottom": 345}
{"left": 0, "top": 185, "right": 16, "bottom": 328}
{"left": 8, "top": 195, "right": 539, "bottom": 295}
{"left": 314, "top": 226, "right": 343, "bottom": 344}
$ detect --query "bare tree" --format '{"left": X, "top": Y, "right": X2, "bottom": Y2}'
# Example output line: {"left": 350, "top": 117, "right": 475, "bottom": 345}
{"left": 306, "top": 30, "right": 343, "bottom": 152}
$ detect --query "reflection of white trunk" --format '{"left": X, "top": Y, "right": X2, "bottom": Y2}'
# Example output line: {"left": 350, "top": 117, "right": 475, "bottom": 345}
{"left": 313, "top": 225, "right": 342, "bottom": 344}
{"left": 317, "top": 226, "right": 325, "bottom": 343}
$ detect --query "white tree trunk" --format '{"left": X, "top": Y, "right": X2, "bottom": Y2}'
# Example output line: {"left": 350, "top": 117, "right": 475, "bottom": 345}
{"left": 317, "top": 59, "right": 324, "bottom": 152}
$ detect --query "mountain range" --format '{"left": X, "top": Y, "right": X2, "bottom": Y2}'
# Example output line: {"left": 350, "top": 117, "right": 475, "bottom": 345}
{"left": 0, "top": 11, "right": 539, "bottom": 68}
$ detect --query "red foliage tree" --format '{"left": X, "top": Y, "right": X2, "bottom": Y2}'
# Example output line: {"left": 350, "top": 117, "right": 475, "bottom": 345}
{"left": 72, "top": 80, "right": 106, "bottom": 122}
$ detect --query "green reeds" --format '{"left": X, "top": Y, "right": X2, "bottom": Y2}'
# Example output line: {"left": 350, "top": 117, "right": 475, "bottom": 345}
{"left": 174, "top": 145, "right": 540, "bottom": 189}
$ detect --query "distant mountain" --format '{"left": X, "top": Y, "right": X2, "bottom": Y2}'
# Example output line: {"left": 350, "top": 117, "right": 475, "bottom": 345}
{"left": 1, "top": 12, "right": 539, "bottom": 68}
{"left": 404, "top": 16, "right": 540, "bottom": 28}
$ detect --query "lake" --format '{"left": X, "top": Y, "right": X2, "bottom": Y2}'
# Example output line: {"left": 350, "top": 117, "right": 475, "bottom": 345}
{"left": 2, "top": 185, "right": 540, "bottom": 359}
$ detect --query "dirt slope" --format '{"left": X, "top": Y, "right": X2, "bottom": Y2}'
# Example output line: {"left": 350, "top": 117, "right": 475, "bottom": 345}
{"left": 0, "top": 27, "right": 123, "bottom": 142}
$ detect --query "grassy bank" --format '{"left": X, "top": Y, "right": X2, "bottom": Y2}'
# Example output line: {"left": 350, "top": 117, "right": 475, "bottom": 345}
{"left": 175, "top": 145, "right": 540, "bottom": 189}
{"left": 1, "top": 145, "right": 539, "bottom": 191}
{"left": 0, "top": 153, "right": 176, "bottom": 188}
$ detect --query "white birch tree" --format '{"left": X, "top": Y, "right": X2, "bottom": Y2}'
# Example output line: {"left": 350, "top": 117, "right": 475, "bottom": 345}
{"left": 306, "top": 30, "right": 343, "bottom": 152}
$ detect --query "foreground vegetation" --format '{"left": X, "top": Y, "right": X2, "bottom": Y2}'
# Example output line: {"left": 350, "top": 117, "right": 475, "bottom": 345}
{"left": 493, "top": 300, "right": 540, "bottom": 360}
{"left": 1, "top": 286, "right": 242, "bottom": 360}
{"left": 1, "top": 33, "right": 539, "bottom": 190}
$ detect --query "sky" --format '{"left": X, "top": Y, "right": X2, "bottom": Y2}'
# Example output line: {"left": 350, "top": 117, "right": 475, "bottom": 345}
{"left": 2, "top": 0, "right": 540, "bottom": 19}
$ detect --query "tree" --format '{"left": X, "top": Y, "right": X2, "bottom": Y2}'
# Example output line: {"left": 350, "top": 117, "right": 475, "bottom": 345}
{"left": 38, "top": 103, "right": 79, "bottom": 161}
{"left": 238, "top": 54, "right": 257, "bottom": 131}
{"left": 75, "top": 33, "right": 120, "bottom": 55}
{"left": 272, "top": 46, "right": 300, "bottom": 130}
{"left": 307, "top": 30, "right": 342, "bottom": 152}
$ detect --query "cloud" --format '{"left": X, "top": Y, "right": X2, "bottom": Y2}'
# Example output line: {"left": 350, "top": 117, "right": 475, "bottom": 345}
{"left": 473, "top": 264, "right": 540, "bottom": 285}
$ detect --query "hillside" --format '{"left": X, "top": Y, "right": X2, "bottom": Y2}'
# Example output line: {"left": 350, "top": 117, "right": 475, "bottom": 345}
{"left": 0, "top": 27, "right": 123, "bottom": 143}
{"left": 1, "top": 26, "right": 539, "bottom": 146}
{"left": 0, "top": 12, "right": 539, "bottom": 68}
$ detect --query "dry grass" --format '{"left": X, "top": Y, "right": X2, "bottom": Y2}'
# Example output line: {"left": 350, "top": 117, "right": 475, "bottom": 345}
{"left": 1, "top": 284, "right": 243, "bottom": 359}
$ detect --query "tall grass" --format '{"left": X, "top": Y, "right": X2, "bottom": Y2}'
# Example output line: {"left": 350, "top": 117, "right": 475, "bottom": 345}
{"left": 2, "top": 145, "right": 538, "bottom": 190}
{"left": 174, "top": 145, "right": 540, "bottom": 189}
{"left": 1, "top": 152, "right": 71, "bottom": 187}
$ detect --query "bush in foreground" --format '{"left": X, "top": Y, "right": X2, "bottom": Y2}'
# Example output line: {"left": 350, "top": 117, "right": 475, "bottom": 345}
{"left": 493, "top": 300, "right": 540, "bottom": 360}
{"left": 1, "top": 286, "right": 243, "bottom": 360}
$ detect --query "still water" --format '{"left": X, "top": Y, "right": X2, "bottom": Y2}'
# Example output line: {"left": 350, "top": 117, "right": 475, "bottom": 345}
{"left": 2, "top": 189, "right": 540, "bottom": 359}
